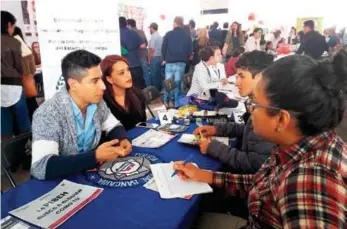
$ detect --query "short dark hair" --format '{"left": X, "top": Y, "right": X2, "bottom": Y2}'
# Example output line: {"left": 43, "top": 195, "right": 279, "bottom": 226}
{"left": 213, "top": 22, "right": 219, "bottom": 29}
{"left": 253, "top": 28, "right": 263, "bottom": 34}
{"left": 149, "top": 22, "right": 158, "bottom": 31}
{"left": 119, "top": 17, "right": 127, "bottom": 29}
{"left": 61, "top": 50, "right": 102, "bottom": 90}
{"left": 1, "top": 11, "right": 16, "bottom": 35}
{"left": 199, "top": 46, "right": 215, "bottom": 62}
{"left": 262, "top": 50, "right": 347, "bottom": 135}
{"left": 235, "top": 50, "right": 274, "bottom": 78}
{"left": 304, "top": 20, "right": 314, "bottom": 30}
{"left": 189, "top": 20, "right": 195, "bottom": 29}
{"left": 127, "top": 19, "right": 136, "bottom": 28}
{"left": 223, "top": 22, "right": 229, "bottom": 29}
{"left": 231, "top": 47, "right": 245, "bottom": 58}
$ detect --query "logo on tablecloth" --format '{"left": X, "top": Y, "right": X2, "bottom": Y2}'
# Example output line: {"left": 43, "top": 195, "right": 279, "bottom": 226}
{"left": 86, "top": 152, "right": 161, "bottom": 188}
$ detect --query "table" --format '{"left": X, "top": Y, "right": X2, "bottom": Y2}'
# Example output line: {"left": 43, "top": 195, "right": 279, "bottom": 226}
{"left": 1, "top": 122, "right": 222, "bottom": 229}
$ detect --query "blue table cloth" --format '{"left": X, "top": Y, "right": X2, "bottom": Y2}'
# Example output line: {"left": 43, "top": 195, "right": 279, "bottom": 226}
{"left": 1, "top": 121, "right": 222, "bottom": 229}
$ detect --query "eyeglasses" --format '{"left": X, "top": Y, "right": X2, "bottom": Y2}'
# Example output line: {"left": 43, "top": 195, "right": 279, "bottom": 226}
{"left": 245, "top": 99, "right": 282, "bottom": 113}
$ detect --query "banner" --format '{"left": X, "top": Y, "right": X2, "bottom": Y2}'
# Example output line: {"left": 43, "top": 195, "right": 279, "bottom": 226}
{"left": 36, "top": 0, "right": 121, "bottom": 99}
{"left": 9, "top": 180, "right": 102, "bottom": 229}
{"left": 296, "top": 17, "right": 323, "bottom": 33}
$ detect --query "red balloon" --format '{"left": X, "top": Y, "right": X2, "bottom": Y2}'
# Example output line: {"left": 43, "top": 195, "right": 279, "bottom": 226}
{"left": 259, "top": 20, "right": 264, "bottom": 25}
{"left": 248, "top": 13, "right": 255, "bottom": 21}
{"left": 160, "top": 14, "right": 166, "bottom": 20}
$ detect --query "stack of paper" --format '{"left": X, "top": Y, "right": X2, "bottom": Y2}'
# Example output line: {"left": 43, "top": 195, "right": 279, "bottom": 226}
{"left": 150, "top": 162, "right": 213, "bottom": 199}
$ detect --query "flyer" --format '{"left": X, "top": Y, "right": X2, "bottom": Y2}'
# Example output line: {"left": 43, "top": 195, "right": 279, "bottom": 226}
{"left": 9, "top": 180, "right": 103, "bottom": 229}
{"left": 132, "top": 129, "right": 176, "bottom": 148}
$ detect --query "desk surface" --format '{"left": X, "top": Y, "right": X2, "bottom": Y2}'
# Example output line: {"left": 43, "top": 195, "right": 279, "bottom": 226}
{"left": 1, "top": 122, "right": 221, "bottom": 229}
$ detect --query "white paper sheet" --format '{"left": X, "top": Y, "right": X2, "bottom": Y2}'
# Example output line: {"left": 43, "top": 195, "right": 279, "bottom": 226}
{"left": 177, "top": 134, "right": 229, "bottom": 146}
{"left": 132, "top": 129, "right": 176, "bottom": 148}
{"left": 150, "top": 163, "right": 213, "bottom": 199}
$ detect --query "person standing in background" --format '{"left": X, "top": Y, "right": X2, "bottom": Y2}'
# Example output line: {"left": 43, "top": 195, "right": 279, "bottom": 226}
{"left": 209, "top": 22, "right": 223, "bottom": 48}
{"left": 223, "top": 22, "right": 245, "bottom": 60}
{"left": 32, "top": 42, "right": 41, "bottom": 68}
{"left": 221, "top": 22, "right": 229, "bottom": 47}
{"left": 288, "top": 26, "right": 298, "bottom": 45}
{"left": 148, "top": 23, "right": 163, "bottom": 91}
{"left": 244, "top": 28, "right": 262, "bottom": 52}
{"left": 296, "top": 20, "right": 328, "bottom": 59}
{"left": 1, "top": 11, "right": 31, "bottom": 140}
{"left": 13, "top": 26, "right": 38, "bottom": 121}
{"left": 269, "top": 30, "right": 282, "bottom": 49}
{"left": 189, "top": 19, "right": 197, "bottom": 39}
{"left": 119, "top": 17, "right": 146, "bottom": 89}
{"left": 324, "top": 27, "right": 341, "bottom": 52}
{"left": 127, "top": 19, "right": 150, "bottom": 88}
{"left": 162, "top": 16, "right": 193, "bottom": 107}
{"left": 192, "top": 28, "right": 211, "bottom": 66}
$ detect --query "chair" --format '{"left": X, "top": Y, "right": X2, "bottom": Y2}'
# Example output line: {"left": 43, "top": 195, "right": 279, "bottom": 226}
{"left": 142, "top": 86, "right": 164, "bottom": 117}
{"left": 1, "top": 132, "right": 32, "bottom": 188}
{"left": 183, "top": 73, "right": 193, "bottom": 94}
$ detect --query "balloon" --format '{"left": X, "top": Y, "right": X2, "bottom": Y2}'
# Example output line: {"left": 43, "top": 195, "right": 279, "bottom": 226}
{"left": 248, "top": 13, "right": 255, "bottom": 21}
{"left": 259, "top": 20, "right": 264, "bottom": 25}
{"left": 160, "top": 14, "right": 166, "bottom": 20}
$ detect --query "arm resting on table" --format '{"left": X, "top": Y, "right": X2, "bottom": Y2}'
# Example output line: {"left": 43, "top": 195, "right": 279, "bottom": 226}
{"left": 215, "top": 122, "right": 245, "bottom": 138}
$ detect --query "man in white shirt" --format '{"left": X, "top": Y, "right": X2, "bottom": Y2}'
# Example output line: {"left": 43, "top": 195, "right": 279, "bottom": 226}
{"left": 244, "top": 28, "right": 262, "bottom": 52}
{"left": 148, "top": 23, "right": 163, "bottom": 91}
{"left": 187, "top": 46, "right": 227, "bottom": 98}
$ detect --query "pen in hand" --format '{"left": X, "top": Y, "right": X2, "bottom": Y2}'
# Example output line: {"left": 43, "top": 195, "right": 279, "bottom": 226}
{"left": 171, "top": 154, "right": 194, "bottom": 177}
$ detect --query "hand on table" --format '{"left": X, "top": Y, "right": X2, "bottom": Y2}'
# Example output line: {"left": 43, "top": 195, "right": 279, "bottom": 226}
{"left": 119, "top": 139, "right": 132, "bottom": 156}
{"left": 193, "top": 126, "right": 217, "bottom": 137}
{"left": 173, "top": 161, "right": 213, "bottom": 183}
{"left": 95, "top": 139, "right": 124, "bottom": 162}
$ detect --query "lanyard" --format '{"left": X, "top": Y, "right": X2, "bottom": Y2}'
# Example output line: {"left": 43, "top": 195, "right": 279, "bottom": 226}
{"left": 203, "top": 62, "right": 220, "bottom": 82}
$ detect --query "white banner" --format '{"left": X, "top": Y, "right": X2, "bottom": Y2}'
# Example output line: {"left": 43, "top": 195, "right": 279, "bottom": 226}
{"left": 36, "top": 0, "right": 121, "bottom": 99}
{"left": 9, "top": 180, "right": 103, "bottom": 229}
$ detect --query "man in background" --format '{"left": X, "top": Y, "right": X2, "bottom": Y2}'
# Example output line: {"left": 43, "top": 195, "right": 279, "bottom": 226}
{"left": 269, "top": 30, "right": 282, "bottom": 49}
{"left": 162, "top": 16, "right": 193, "bottom": 107}
{"left": 209, "top": 21, "right": 223, "bottom": 48}
{"left": 127, "top": 19, "right": 150, "bottom": 88}
{"left": 296, "top": 20, "right": 328, "bottom": 59}
{"left": 189, "top": 19, "right": 197, "bottom": 39}
{"left": 119, "top": 17, "right": 146, "bottom": 89}
{"left": 221, "top": 22, "right": 229, "bottom": 46}
{"left": 148, "top": 22, "right": 163, "bottom": 91}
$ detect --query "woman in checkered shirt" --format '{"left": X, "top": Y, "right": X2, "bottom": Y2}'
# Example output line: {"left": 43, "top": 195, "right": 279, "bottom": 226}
{"left": 174, "top": 49, "right": 347, "bottom": 229}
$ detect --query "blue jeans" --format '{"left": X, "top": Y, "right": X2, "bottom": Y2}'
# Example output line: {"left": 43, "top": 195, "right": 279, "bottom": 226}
{"left": 150, "top": 56, "right": 163, "bottom": 91}
{"left": 1, "top": 88, "right": 31, "bottom": 138}
{"left": 164, "top": 62, "right": 186, "bottom": 106}
{"left": 141, "top": 59, "right": 151, "bottom": 87}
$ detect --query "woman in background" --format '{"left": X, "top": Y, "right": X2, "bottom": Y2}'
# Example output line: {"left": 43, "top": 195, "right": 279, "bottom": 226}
{"left": 192, "top": 28, "right": 211, "bottom": 66}
{"left": 224, "top": 46, "right": 245, "bottom": 77}
{"left": 100, "top": 55, "right": 146, "bottom": 130}
{"left": 244, "top": 28, "right": 262, "bottom": 52}
{"left": 288, "top": 26, "right": 298, "bottom": 44}
{"left": 222, "top": 22, "right": 245, "bottom": 60}
{"left": 31, "top": 41, "right": 41, "bottom": 68}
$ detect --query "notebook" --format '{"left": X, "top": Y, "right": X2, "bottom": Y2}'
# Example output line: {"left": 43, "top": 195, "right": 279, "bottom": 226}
{"left": 150, "top": 162, "right": 213, "bottom": 199}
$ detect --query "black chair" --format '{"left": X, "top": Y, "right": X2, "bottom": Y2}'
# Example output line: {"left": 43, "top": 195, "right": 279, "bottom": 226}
{"left": 142, "top": 86, "right": 165, "bottom": 117}
{"left": 183, "top": 73, "right": 193, "bottom": 94}
{"left": 1, "top": 132, "right": 32, "bottom": 188}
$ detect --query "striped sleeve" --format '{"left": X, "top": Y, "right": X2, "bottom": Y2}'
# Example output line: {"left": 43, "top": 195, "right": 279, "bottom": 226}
{"left": 277, "top": 166, "right": 347, "bottom": 229}
{"left": 212, "top": 172, "right": 255, "bottom": 198}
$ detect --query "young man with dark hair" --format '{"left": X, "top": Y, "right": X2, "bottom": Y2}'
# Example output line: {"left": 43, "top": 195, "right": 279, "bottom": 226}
{"left": 209, "top": 21, "right": 223, "bottom": 48}
{"left": 1, "top": 11, "right": 31, "bottom": 140}
{"left": 127, "top": 19, "right": 150, "bottom": 87}
{"left": 31, "top": 50, "right": 131, "bottom": 180}
{"left": 119, "top": 17, "right": 146, "bottom": 89}
{"left": 148, "top": 22, "right": 163, "bottom": 91}
{"left": 189, "top": 19, "right": 197, "bottom": 38}
{"left": 162, "top": 16, "right": 193, "bottom": 107}
{"left": 296, "top": 20, "right": 328, "bottom": 59}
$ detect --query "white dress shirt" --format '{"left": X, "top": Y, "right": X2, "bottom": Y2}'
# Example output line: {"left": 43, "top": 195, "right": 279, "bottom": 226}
{"left": 244, "top": 36, "right": 261, "bottom": 52}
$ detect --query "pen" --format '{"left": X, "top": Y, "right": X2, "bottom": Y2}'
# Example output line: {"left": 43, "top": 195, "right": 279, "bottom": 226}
{"left": 171, "top": 154, "right": 194, "bottom": 177}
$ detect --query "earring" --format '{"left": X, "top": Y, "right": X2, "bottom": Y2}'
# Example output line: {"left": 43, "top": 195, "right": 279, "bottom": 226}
{"left": 276, "top": 127, "right": 283, "bottom": 133}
